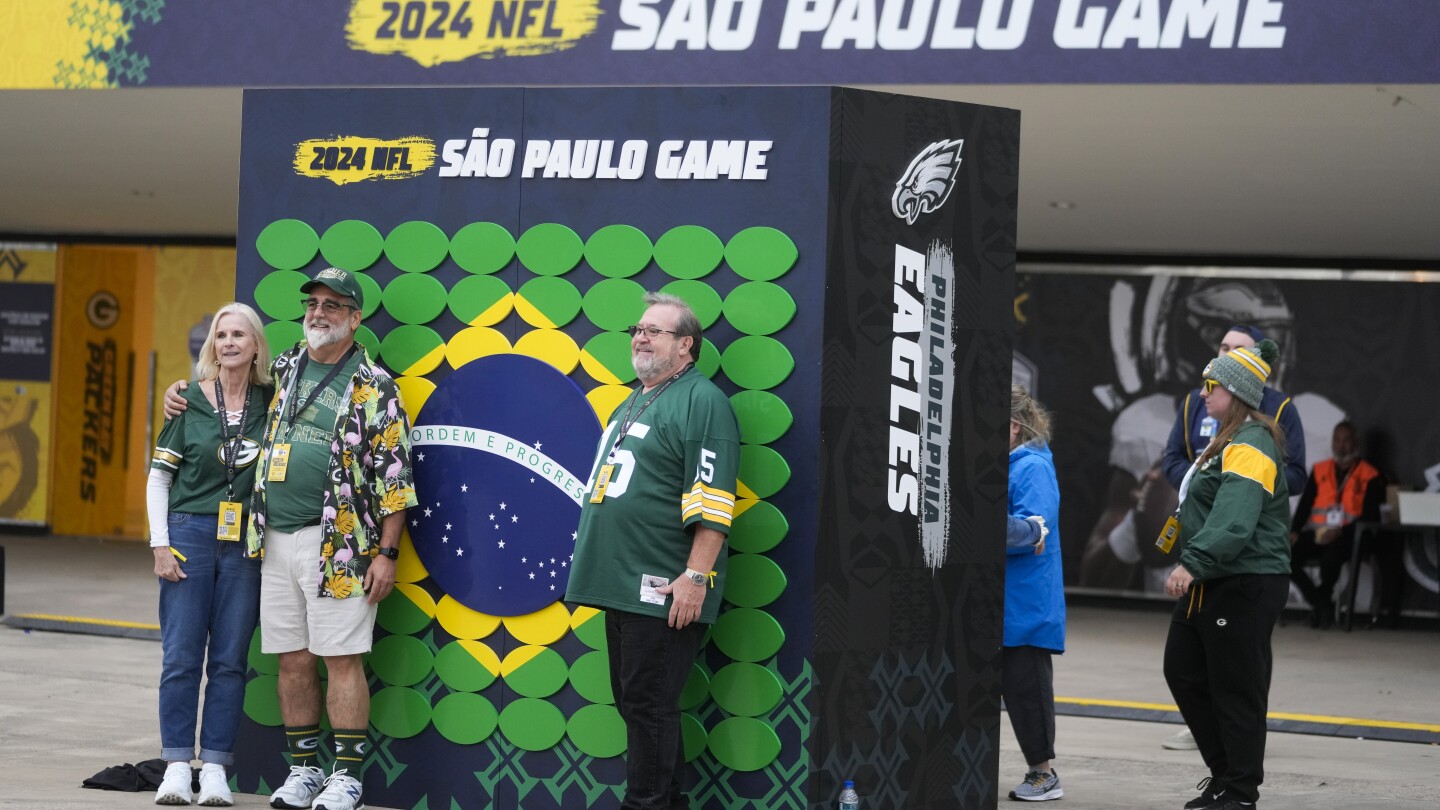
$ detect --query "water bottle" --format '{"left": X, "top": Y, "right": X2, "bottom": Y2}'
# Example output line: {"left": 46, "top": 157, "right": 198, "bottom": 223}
{"left": 839, "top": 779, "right": 860, "bottom": 810}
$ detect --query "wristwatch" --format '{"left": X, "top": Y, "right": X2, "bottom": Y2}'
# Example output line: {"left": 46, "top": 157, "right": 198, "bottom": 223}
{"left": 683, "top": 568, "right": 706, "bottom": 586}
{"left": 376, "top": 546, "right": 399, "bottom": 560}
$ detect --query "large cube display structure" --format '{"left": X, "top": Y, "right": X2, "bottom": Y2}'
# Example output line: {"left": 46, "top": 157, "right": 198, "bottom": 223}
{"left": 235, "top": 86, "right": 1017, "bottom": 809}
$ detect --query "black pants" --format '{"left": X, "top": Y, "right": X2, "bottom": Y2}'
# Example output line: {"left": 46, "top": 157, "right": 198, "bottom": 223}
{"left": 1002, "top": 645, "right": 1057, "bottom": 767}
{"left": 1164, "top": 574, "right": 1288, "bottom": 804}
{"left": 606, "top": 610, "right": 706, "bottom": 810}
{"left": 1289, "top": 531, "right": 1353, "bottom": 610}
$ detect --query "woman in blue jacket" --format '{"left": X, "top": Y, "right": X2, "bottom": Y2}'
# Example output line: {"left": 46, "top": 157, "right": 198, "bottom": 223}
{"left": 1004, "top": 385, "right": 1066, "bottom": 802}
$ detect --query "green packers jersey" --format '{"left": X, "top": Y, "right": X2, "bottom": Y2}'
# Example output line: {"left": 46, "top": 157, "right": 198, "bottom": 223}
{"left": 151, "top": 383, "right": 270, "bottom": 515}
{"left": 265, "top": 351, "right": 362, "bottom": 531}
{"left": 567, "top": 369, "right": 740, "bottom": 624}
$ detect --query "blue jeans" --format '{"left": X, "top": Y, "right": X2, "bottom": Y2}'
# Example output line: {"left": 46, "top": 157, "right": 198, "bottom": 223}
{"left": 606, "top": 610, "right": 705, "bottom": 810}
{"left": 158, "top": 512, "right": 261, "bottom": 765}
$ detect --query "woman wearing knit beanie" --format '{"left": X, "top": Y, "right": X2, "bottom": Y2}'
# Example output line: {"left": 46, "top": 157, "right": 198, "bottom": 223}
{"left": 1161, "top": 339, "right": 1292, "bottom": 810}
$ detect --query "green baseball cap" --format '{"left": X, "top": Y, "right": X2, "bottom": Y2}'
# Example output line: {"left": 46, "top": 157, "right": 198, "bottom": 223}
{"left": 300, "top": 266, "right": 364, "bottom": 309}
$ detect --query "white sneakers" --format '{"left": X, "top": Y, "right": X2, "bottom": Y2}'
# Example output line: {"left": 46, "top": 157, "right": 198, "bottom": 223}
{"left": 154, "top": 761, "right": 192, "bottom": 805}
{"left": 312, "top": 768, "right": 365, "bottom": 810}
{"left": 270, "top": 764, "right": 326, "bottom": 809}
{"left": 1163, "top": 727, "right": 1200, "bottom": 750}
{"left": 197, "top": 762, "right": 234, "bottom": 806}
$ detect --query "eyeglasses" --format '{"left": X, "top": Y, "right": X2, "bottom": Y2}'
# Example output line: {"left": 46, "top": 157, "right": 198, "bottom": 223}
{"left": 303, "top": 298, "right": 358, "bottom": 314}
{"left": 1202, "top": 379, "right": 1221, "bottom": 395}
{"left": 626, "top": 325, "right": 678, "bottom": 338}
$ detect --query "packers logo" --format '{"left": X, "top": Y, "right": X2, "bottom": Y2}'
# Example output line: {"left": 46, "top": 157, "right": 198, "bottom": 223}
{"left": 215, "top": 437, "right": 261, "bottom": 468}
{"left": 296, "top": 737, "right": 320, "bottom": 751}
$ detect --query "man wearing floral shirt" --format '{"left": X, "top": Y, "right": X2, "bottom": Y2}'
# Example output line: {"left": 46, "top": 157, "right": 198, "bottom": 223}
{"left": 164, "top": 267, "right": 416, "bottom": 810}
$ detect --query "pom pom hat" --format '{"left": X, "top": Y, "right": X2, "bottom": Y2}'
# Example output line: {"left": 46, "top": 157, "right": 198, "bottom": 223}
{"left": 1203, "top": 338, "right": 1278, "bottom": 409}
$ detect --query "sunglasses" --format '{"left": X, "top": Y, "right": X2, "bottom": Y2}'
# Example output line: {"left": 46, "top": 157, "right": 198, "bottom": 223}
{"left": 626, "top": 325, "right": 678, "bottom": 338}
{"left": 1202, "top": 379, "right": 1222, "bottom": 395}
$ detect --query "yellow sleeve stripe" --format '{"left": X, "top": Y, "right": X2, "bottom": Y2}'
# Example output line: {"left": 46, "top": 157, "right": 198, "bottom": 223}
{"left": 152, "top": 448, "right": 182, "bottom": 468}
{"left": 682, "top": 503, "right": 734, "bottom": 526}
{"left": 1222, "top": 442, "right": 1277, "bottom": 495}
{"left": 682, "top": 481, "right": 736, "bottom": 526}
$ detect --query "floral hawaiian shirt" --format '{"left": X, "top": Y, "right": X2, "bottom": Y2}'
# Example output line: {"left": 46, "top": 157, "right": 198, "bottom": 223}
{"left": 245, "top": 342, "right": 418, "bottom": 598}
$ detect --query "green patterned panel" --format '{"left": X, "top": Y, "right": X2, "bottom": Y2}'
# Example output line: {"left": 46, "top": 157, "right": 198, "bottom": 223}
{"left": 384, "top": 220, "right": 450, "bottom": 273}
{"left": 447, "top": 274, "right": 514, "bottom": 326}
{"left": 711, "top": 608, "right": 785, "bottom": 663}
{"left": 581, "top": 278, "right": 647, "bottom": 331}
{"left": 585, "top": 224, "right": 652, "bottom": 278}
{"left": 377, "top": 583, "right": 436, "bottom": 636}
{"left": 568, "top": 650, "right": 614, "bottom": 704}
{"left": 263, "top": 321, "right": 303, "bottom": 358}
{"left": 659, "top": 280, "right": 723, "bottom": 328}
{"left": 517, "top": 223, "right": 583, "bottom": 276}
{"left": 320, "top": 219, "right": 384, "bottom": 271}
{"left": 254, "top": 270, "right": 309, "bottom": 321}
{"left": 681, "top": 713, "right": 707, "bottom": 763}
{"left": 654, "top": 225, "right": 723, "bottom": 279}
{"left": 379, "top": 324, "right": 445, "bottom": 377}
{"left": 382, "top": 274, "right": 448, "bottom": 324}
{"left": 355, "top": 272, "right": 383, "bottom": 319}
{"left": 696, "top": 339, "right": 720, "bottom": 379}
{"left": 502, "top": 646, "right": 569, "bottom": 699}
{"left": 709, "top": 662, "right": 784, "bottom": 717}
{"left": 723, "top": 282, "right": 796, "bottom": 336}
{"left": 679, "top": 663, "right": 710, "bottom": 711}
{"left": 730, "top": 390, "right": 793, "bottom": 444}
{"left": 725, "top": 226, "right": 798, "bottom": 281}
{"left": 255, "top": 219, "right": 319, "bottom": 271}
{"left": 729, "top": 501, "right": 788, "bottom": 554}
{"left": 708, "top": 716, "right": 781, "bottom": 771}
{"left": 450, "top": 222, "right": 515, "bottom": 275}
{"left": 722, "top": 553, "right": 787, "bottom": 609}
{"left": 370, "top": 686, "right": 432, "bottom": 739}
{"left": 243, "top": 675, "right": 282, "bottom": 726}
{"left": 720, "top": 336, "right": 794, "bottom": 390}
{"left": 739, "top": 445, "right": 791, "bottom": 499}
{"left": 498, "top": 698, "right": 567, "bottom": 751}
{"left": 566, "top": 704, "right": 627, "bottom": 758}
{"left": 434, "top": 640, "right": 498, "bottom": 693}
{"left": 516, "top": 276, "right": 583, "bottom": 328}
{"left": 247, "top": 629, "right": 277, "bottom": 676}
{"left": 354, "top": 325, "right": 381, "bottom": 358}
{"left": 579, "top": 332, "right": 637, "bottom": 386}
{"left": 368, "top": 635, "right": 435, "bottom": 687}
{"left": 432, "top": 693, "right": 498, "bottom": 745}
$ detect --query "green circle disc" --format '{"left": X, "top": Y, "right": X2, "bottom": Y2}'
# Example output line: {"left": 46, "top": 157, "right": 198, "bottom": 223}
{"left": 585, "top": 224, "right": 652, "bottom": 278}
{"left": 263, "top": 321, "right": 303, "bottom": 357}
{"left": 370, "top": 686, "right": 432, "bottom": 739}
{"left": 712, "top": 608, "right": 785, "bottom": 663}
{"left": 682, "top": 713, "right": 707, "bottom": 762}
{"left": 319, "top": 220, "right": 384, "bottom": 272}
{"left": 243, "top": 674, "right": 282, "bottom": 726}
{"left": 247, "top": 629, "right": 277, "bottom": 676}
{"left": 432, "top": 693, "right": 497, "bottom": 745}
{"left": 730, "top": 390, "right": 792, "bottom": 444}
{"left": 729, "top": 501, "right": 788, "bottom": 554}
{"left": 581, "top": 278, "right": 647, "bottom": 331}
{"left": 435, "top": 640, "right": 498, "bottom": 692}
{"left": 255, "top": 219, "right": 319, "bottom": 271}
{"left": 654, "top": 225, "right": 723, "bottom": 279}
{"left": 572, "top": 608, "right": 607, "bottom": 651}
{"left": 448, "top": 274, "right": 514, "bottom": 326}
{"left": 723, "top": 282, "right": 796, "bottom": 336}
{"left": 380, "top": 324, "right": 445, "bottom": 377}
{"left": 498, "top": 698, "right": 566, "bottom": 751}
{"left": 710, "top": 662, "right": 783, "bottom": 717}
{"left": 384, "top": 220, "right": 450, "bottom": 273}
{"left": 382, "top": 274, "right": 448, "bottom": 324}
{"left": 739, "top": 445, "right": 791, "bottom": 499}
{"left": 568, "top": 650, "right": 614, "bottom": 704}
{"left": 697, "top": 339, "right": 720, "bottom": 379}
{"left": 254, "top": 270, "right": 309, "bottom": 321}
{"left": 354, "top": 325, "right": 380, "bottom": 357}
{"left": 516, "top": 277, "right": 582, "bottom": 328}
{"left": 377, "top": 582, "right": 436, "bottom": 636}
{"left": 725, "top": 227, "right": 798, "bottom": 281}
{"left": 659, "top": 280, "right": 723, "bottom": 329}
{"left": 723, "top": 553, "right": 787, "bottom": 609}
{"left": 355, "top": 272, "right": 383, "bottom": 319}
{"left": 368, "top": 634, "right": 434, "bottom": 687}
{"left": 708, "top": 716, "right": 781, "bottom": 771}
{"left": 451, "top": 222, "right": 515, "bottom": 275}
{"left": 679, "top": 663, "right": 710, "bottom": 711}
{"left": 579, "top": 332, "right": 636, "bottom": 386}
{"left": 501, "top": 646, "right": 569, "bottom": 699}
{"left": 566, "top": 704, "right": 627, "bottom": 758}
{"left": 516, "top": 223, "right": 583, "bottom": 276}
{"left": 721, "top": 336, "right": 794, "bottom": 390}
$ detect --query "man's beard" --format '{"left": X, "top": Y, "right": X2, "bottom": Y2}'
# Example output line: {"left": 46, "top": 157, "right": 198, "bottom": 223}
{"left": 305, "top": 321, "right": 351, "bottom": 349}
{"left": 632, "top": 350, "right": 676, "bottom": 381}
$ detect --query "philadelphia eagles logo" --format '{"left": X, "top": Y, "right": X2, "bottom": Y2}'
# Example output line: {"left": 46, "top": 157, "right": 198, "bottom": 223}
{"left": 892, "top": 139, "right": 965, "bottom": 225}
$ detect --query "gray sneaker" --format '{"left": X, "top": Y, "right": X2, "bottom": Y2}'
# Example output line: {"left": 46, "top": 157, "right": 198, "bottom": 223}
{"left": 1009, "top": 769, "right": 1062, "bottom": 802}
{"left": 269, "top": 764, "right": 324, "bottom": 809}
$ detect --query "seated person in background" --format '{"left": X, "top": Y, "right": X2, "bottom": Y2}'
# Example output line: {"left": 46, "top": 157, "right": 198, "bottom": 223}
{"left": 1289, "top": 420, "right": 1385, "bottom": 628}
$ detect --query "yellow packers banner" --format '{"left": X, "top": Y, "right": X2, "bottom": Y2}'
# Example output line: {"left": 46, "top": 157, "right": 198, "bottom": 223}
{"left": 51, "top": 246, "right": 154, "bottom": 537}
{"left": 150, "top": 247, "right": 237, "bottom": 433}
{"left": 0, "top": 245, "right": 56, "bottom": 526}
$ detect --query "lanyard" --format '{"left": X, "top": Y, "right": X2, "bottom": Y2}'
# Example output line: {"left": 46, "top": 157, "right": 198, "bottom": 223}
{"left": 608, "top": 363, "right": 693, "bottom": 462}
{"left": 215, "top": 378, "right": 251, "bottom": 500}
{"left": 284, "top": 344, "right": 357, "bottom": 427}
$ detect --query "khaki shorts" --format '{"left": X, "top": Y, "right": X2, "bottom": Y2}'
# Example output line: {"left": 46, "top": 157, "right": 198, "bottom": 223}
{"left": 260, "top": 525, "right": 377, "bottom": 657}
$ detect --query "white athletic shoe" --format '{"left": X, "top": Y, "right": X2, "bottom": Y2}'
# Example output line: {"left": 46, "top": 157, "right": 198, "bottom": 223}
{"left": 312, "top": 768, "right": 365, "bottom": 810}
{"left": 154, "top": 761, "right": 193, "bottom": 805}
{"left": 1163, "top": 727, "right": 1199, "bottom": 750}
{"left": 269, "top": 764, "right": 324, "bottom": 809}
{"left": 197, "top": 762, "right": 233, "bottom": 806}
